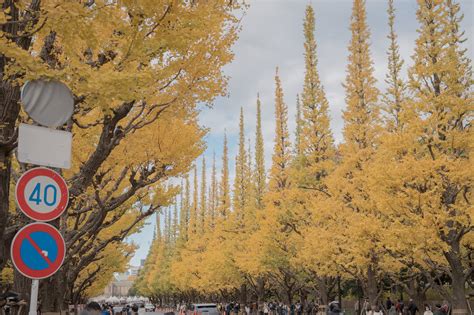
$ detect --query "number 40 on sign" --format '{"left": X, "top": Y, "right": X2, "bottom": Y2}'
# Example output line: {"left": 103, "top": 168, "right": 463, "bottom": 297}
{"left": 15, "top": 167, "right": 69, "bottom": 222}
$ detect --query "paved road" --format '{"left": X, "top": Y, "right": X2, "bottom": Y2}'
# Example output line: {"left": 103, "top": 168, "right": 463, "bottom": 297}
{"left": 138, "top": 310, "right": 174, "bottom": 315}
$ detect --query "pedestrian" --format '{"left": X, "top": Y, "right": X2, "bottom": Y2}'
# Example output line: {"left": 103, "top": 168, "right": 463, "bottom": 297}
{"left": 276, "top": 303, "right": 282, "bottom": 315}
{"left": 373, "top": 306, "right": 383, "bottom": 315}
{"left": 388, "top": 305, "right": 397, "bottom": 315}
{"left": 131, "top": 304, "right": 139, "bottom": 315}
{"left": 386, "top": 298, "right": 393, "bottom": 312}
{"left": 407, "top": 299, "right": 418, "bottom": 315}
{"left": 296, "top": 302, "right": 302, "bottom": 315}
{"left": 246, "top": 304, "right": 251, "bottom": 315}
{"left": 395, "top": 300, "right": 404, "bottom": 315}
{"left": 234, "top": 303, "right": 240, "bottom": 315}
{"left": 328, "top": 301, "right": 342, "bottom": 315}
{"left": 363, "top": 299, "right": 370, "bottom": 315}
{"left": 264, "top": 303, "right": 270, "bottom": 315}
{"left": 423, "top": 304, "right": 432, "bottom": 315}
{"left": 354, "top": 300, "right": 361, "bottom": 315}
{"left": 440, "top": 304, "right": 448, "bottom": 315}
{"left": 180, "top": 303, "right": 187, "bottom": 315}
{"left": 101, "top": 304, "right": 110, "bottom": 315}
{"left": 432, "top": 304, "right": 442, "bottom": 315}
{"left": 80, "top": 302, "right": 102, "bottom": 315}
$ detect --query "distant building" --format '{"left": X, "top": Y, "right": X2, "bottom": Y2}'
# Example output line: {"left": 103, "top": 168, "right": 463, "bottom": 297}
{"left": 103, "top": 264, "right": 143, "bottom": 297}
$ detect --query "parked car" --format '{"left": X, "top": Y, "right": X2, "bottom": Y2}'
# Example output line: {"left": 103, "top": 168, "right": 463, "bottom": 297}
{"left": 145, "top": 303, "right": 156, "bottom": 312}
{"left": 191, "top": 304, "right": 219, "bottom": 315}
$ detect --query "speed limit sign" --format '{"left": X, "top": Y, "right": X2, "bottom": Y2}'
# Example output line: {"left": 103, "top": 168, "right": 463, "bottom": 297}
{"left": 15, "top": 167, "right": 69, "bottom": 222}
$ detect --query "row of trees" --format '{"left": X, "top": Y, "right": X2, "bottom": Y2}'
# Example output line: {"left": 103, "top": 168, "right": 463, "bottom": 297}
{"left": 0, "top": 0, "right": 242, "bottom": 312}
{"left": 133, "top": 0, "right": 473, "bottom": 314}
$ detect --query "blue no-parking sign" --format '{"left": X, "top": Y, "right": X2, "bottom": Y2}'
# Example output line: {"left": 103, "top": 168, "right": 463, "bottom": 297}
{"left": 11, "top": 222, "right": 65, "bottom": 279}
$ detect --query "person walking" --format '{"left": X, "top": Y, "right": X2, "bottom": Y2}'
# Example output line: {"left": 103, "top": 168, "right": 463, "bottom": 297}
{"left": 354, "top": 300, "right": 360, "bottom": 315}
{"left": 386, "top": 298, "right": 393, "bottom": 312}
{"left": 131, "top": 304, "right": 139, "bottom": 315}
{"left": 234, "top": 303, "right": 240, "bottom": 315}
{"left": 407, "top": 300, "right": 418, "bottom": 315}
{"left": 388, "top": 305, "right": 397, "bottom": 315}
{"left": 373, "top": 306, "right": 383, "bottom": 315}
{"left": 423, "top": 305, "right": 433, "bottom": 315}
{"left": 362, "top": 299, "right": 370, "bottom": 315}
{"left": 432, "top": 305, "right": 442, "bottom": 315}
{"left": 81, "top": 302, "right": 102, "bottom": 315}
{"left": 296, "top": 302, "right": 302, "bottom": 315}
{"left": 395, "top": 300, "right": 404, "bottom": 315}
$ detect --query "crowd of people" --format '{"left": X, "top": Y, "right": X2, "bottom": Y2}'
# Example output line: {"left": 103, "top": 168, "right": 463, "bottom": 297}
{"left": 356, "top": 298, "right": 451, "bottom": 315}
{"left": 217, "top": 301, "right": 309, "bottom": 315}
{"left": 79, "top": 301, "right": 140, "bottom": 315}
{"left": 79, "top": 297, "right": 453, "bottom": 315}
{"left": 214, "top": 298, "right": 453, "bottom": 315}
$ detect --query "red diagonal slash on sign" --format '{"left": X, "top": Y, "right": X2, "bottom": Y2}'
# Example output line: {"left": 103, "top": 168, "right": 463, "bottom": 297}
{"left": 25, "top": 234, "right": 53, "bottom": 266}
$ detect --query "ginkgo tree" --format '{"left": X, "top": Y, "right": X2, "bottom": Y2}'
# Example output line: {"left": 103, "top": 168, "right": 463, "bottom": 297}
{"left": 368, "top": 0, "right": 473, "bottom": 312}
{"left": 0, "top": 0, "right": 242, "bottom": 311}
{"left": 135, "top": 1, "right": 472, "bottom": 313}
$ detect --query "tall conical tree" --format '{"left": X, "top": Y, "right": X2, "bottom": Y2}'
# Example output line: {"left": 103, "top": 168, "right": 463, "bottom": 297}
{"left": 218, "top": 133, "right": 231, "bottom": 218}
{"left": 209, "top": 152, "right": 218, "bottom": 227}
{"left": 382, "top": 0, "right": 406, "bottom": 132}
{"left": 179, "top": 177, "right": 190, "bottom": 242}
{"left": 233, "top": 107, "right": 249, "bottom": 213}
{"left": 297, "top": 4, "right": 335, "bottom": 190}
{"left": 189, "top": 166, "right": 198, "bottom": 236}
{"left": 200, "top": 157, "right": 207, "bottom": 232}
{"left": 294, "top": 94, "right": 302, "bottom": 156}
{"left": 269, "top": 67, "right": 292, "bottom": 192}
{"left": 246, "top": 138, "right": 256, "bottom": 211}
{"left": 179, "top": 179, "right": 184, "bottom": 222}
{"left": 255, "top": 94, "right": 266, "bottom": 210}
{"left": 342, "top": 0, "right": 380, "bottom": 152}
{"left": 164, "top": 207, "right": 172, "bottom": 245}
{"left": 156, "top": 213, "right": 162, "bottom": 243}
{"left": 384, "top": 0, "right": 472, "bottom": 311}
{"left": 173, "top": 197, "right": 179, "bottom": 241}
{"left": 333, "top": 0, "right": 381, "bottom": 306}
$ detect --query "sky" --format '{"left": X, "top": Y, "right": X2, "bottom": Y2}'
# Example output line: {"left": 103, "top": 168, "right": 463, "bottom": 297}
{"left": 128, "top": 0, "right": 474, "bottom": 266}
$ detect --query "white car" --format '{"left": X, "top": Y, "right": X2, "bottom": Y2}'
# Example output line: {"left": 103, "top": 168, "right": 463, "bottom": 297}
{"left": 192, "top": 304, "right": 219, "bottom": 315}
{"left": 144, "top": 304, "right": 156, "bottom": 312}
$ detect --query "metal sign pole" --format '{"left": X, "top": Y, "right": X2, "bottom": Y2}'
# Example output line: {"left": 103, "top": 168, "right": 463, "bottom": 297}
{"left": 29, "top": 279, "right": 39, "bottom": 315}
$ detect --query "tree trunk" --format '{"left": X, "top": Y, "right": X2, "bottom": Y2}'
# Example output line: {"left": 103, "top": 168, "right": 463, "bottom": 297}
{"left": 0, "top": 83, "right": 20, "bottom": 271}
{"left": 337, "top": 277, "right": 342, "bottom": 306}
{"left": 406, "top": 278, "right": 427, "bottom": 313}
{"left": 256, "top": 277, "right": 265, "bottom": 307}
{"left": 240, "top": 284, "right": 248, "bottom": 306}
{"left": 450, "top": 264, "right": 468, "bottom": 315}
{"left": 285, "top": 285, "right": 293, "bottom": 306}
{"left": 315, "top": 277, "right": 330, "bottom": 305}
{"left": 39, "top": 271, "right": 68, "bottom": 313}
{"left": 13, "top": 270, "right": 31, "bottom": 315}
{"left": 445, "top": 243, "right": 468, "bottom": 315}
{"left": 365, "top": 266, "right": 378, "bottom": 308}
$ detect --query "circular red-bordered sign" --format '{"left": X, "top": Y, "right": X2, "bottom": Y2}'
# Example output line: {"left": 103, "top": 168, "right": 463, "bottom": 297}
{"left": 11, "top": 222, "right": 66, "bottom": 279}
{"left": 15, "top": 167, "right": 69, "bottom": 222}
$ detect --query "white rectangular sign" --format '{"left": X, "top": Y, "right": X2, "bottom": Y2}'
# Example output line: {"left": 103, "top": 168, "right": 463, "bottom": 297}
{"left": 18, "top": 123, "right": 72, "bottom": 169}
